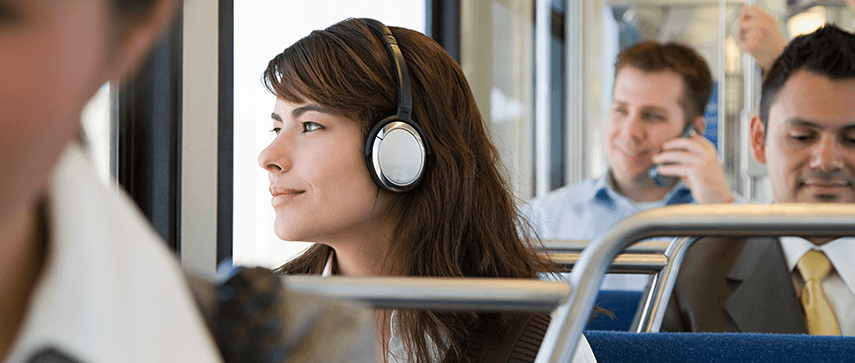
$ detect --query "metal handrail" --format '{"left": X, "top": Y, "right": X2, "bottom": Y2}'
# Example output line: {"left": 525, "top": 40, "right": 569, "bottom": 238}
{"left": 541, "top": 239, "right": 669, "bottom": 254}
{"left": 283, "top": 276, "right": 570, "bottom": 313}
{"left": 548, "top": 252, "right": 667, "bottom": 274}
{"left": 282, "top": 244, "right": 669, "bottom": 360}
{"left": 537, "top": 203, "right": 855, "bottom": 363}
{"left": 633, "top": 236, "right": 700, "bottom": 332}
{"left": 541, "top": 239, "right": 670, "bottom": 273}
{"left": 284, "top": 276, "right": 573, "bottom": 359}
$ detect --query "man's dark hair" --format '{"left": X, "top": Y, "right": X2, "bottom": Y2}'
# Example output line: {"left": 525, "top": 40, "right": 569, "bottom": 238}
{"left": 760, "top": 24, "right": 855, "bottom": 130}
{"left": 110, "top": 0, "right": 157, "bottom": 22}
{"left": 614, "top": 41, "right": 713, "bottom": 123}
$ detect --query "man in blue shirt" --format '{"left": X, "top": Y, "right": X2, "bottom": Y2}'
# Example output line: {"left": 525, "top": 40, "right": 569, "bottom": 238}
{"left": 521, "top": 41, "right": 735, "bottom": 289}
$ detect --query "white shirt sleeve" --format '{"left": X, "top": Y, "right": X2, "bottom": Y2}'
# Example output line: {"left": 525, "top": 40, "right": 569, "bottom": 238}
{"left": 571, "top": 334, "right": 599, "bottom": 363}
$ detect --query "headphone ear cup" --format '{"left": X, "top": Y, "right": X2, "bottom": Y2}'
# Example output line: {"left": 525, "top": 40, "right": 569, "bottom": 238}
{"left": 365, "top": 116, "right": 427, "bottom": 193}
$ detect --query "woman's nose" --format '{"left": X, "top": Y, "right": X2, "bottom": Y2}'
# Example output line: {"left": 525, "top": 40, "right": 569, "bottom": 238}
{"left": 258, "top": 138, "right": 291, "bottom": 173}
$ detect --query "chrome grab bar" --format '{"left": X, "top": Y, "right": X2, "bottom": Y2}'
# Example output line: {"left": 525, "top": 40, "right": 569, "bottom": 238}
{"left": 283, "top": 276, "right": 570, "bottom": 313}
{"left": 541, "top": 239, "right": 669, "bottom": 254}
{"left": 548, "top": 252, "right": 667, "bottom": 274}
{"left": 537, "top": 204, "right": 855, "bottom": 363}
{"left": 633, "top": 236, "right": 700, "bottom": 332}
{"left": 284, "top": 276, "right": 573, "bottom": 359}
{"left": 541, "top": 239, "right": 670, "bottom": 273}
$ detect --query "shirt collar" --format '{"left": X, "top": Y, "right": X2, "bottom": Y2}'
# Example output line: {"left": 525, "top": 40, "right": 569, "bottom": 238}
{"left": 6, "top": 145, "right": 221, "bottom": 363}
{"left": 595, "top": 171, "right": 626, "bottom": 203}
{"left": 322, "top": 249, "right": 336, "bottom": 277}
{"left": 594, "top": 170, "right": 692, "bottom": 206}
{"left": 780, "top": 236, "right": 855, "bottom": 294}
{"left": 585, "top": 174, "right": 609, "bottom": 201}
{"left": 317, "top": 250, "right": 429, "bottom": 362}
{"left": 662, "top": 182, "right": 693, "bottom": 204}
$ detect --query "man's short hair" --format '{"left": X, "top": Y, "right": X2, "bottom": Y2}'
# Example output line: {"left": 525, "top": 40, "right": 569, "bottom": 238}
{"left": 760, "top": 24, "right": 855, "bottom": 130}
{"left": 614, "top": 41, "right": 713, "bottom": 123}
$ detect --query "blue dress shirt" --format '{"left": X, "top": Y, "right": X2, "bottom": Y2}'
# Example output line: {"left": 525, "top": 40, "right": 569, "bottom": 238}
{"left": 520, "top": 173, "right": 694, "bottom": 291}
{"left": 520, "top": 173, "right": 694, "bottom": 240}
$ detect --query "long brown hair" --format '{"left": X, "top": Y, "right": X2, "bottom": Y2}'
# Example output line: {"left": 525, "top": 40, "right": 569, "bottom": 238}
{"left": 263, "top": 18, "right": 555, "bottom": 363}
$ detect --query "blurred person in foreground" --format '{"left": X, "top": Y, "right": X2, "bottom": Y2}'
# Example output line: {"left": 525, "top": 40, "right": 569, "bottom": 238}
{"left": 0, "top": 1, "right": 374, "bottom": 362}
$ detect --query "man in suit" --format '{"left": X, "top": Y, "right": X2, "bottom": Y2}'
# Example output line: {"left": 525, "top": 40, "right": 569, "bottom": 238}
{"left": 662, "top": 24, "right": 855, "bottom": 335}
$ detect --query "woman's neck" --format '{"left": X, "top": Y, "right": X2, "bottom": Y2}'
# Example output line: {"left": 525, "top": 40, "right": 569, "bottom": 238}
{"left": 0, "top": 201, "right": 47, "bottom": 361}
{"left": 327, "top": 217, "right": 395, "bottom": 277}
{"left": 321, "top": 218, "right": 396, "bottom": 362}
{"left": 319, "top": 199, "right": 396, "bottom": 277}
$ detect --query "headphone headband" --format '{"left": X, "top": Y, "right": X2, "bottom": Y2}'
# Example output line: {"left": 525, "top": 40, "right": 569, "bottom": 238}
{"left": 360, "top": 18, "right": 429, "bottom": 193}
{"left": 362, "top": 18, "right": 413, "bottom": 121}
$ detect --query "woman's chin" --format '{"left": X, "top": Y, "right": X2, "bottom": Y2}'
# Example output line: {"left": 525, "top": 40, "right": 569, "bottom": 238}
{"left": 273, "top": 226, "right": 301, "bottom": 242}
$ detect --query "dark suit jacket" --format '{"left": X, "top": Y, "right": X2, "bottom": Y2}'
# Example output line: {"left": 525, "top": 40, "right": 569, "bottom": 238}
{"left": 660, "top": 236, "right": 809, "bottom": 333}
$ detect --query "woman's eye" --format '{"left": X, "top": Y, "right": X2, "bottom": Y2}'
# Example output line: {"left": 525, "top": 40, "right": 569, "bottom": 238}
{"left": 302, "top": 122, "right": 325, "bottom": 132}
{"left": 270, "top": 127, "right": 281, "bottom": 135}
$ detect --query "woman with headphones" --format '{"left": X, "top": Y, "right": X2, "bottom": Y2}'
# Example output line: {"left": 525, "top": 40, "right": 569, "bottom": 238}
{"left": 258, "top": 18, "right": 596, "bottom": 363}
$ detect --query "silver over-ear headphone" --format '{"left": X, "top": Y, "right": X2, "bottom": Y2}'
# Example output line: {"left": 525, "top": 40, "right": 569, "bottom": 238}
{"left": 362, "top": 19, "right": 430, "bottom": 193}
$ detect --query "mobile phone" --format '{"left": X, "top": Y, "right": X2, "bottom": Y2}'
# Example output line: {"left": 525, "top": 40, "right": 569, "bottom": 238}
{"left": 648, "top": 125, "right": 698, "bottom": 187}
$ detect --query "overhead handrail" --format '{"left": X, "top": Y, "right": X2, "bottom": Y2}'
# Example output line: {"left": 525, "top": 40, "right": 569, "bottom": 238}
{"left": 537, "top": 204, "right": 855, "bottom": 363}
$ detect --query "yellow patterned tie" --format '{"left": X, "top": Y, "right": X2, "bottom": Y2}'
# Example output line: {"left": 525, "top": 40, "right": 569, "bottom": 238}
{"left": 797, "top": 250, "right": 841, "bottom": 335}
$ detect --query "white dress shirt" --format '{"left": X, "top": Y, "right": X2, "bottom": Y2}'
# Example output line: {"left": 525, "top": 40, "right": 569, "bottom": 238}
{"left": 322, "top": 251, "right": 598, "bottom": 363}
{"left": 780, "top": 236, "right": 855, "bottom": 335}
{"left": 4, "top": 145, "right": 222, "bottom": 363}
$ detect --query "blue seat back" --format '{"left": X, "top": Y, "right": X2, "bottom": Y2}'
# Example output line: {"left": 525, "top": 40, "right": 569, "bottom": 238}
{"left": 586, "top": 331, "right": 855, "bottom": 363}
{"left": 584, "top": 290, "right": 643, "bottom": 331}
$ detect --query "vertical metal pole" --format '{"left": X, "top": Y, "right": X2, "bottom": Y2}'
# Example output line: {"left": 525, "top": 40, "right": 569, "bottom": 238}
{"left": 217, "top": 0, "right": 234, "bottom": 267}
{"left": 566, "top": 0, "right": 584, "bottom": 185}
{"left": 741, "top": 0, "right": 762, "bottom": 201}
{"left": 718, "top": 0, "right": 727, "bottom": 164}
{"left": 182, "top": 0, "right": 220, "bottom": 274}
{"left": 535, "top": 0, "right": 552, "bottom": 197}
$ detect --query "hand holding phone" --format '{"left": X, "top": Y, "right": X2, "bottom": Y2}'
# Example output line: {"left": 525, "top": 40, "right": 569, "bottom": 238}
{"left": 648, "top": 125, "right": 698, "bottom": 187}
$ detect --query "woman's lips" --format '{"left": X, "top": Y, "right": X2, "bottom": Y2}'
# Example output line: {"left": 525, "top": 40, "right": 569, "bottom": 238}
{"left": 270, "top": 187, "right": 305, "bottom": 206}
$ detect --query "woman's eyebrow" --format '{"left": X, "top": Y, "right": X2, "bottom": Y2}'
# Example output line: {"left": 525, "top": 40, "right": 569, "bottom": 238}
{"left": 292, "top": 104, "right": 332, "bottom": 118}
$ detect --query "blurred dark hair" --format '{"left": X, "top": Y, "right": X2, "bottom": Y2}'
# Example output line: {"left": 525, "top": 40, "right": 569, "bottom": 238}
{"left": 759, "top": 24, "right": 855, "bottom": 131}
{"left": 109, "top": 0, "right": 158, "bottom": 21}
{"left": 614, "top": 41, "right": 713, "bottom": 122}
